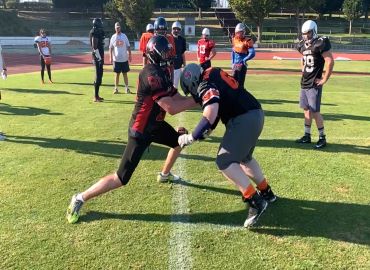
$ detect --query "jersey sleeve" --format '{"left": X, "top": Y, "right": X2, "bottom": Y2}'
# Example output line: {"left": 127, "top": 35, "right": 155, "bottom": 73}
{"left": 109, "top": 35, "right": 115, "bottom": 49}
{"left": 209, "top": 40, "right": 215, "bottom": 49}
{"left": 146, "top": 70, "right": 171, "bottom": 101}
{"left": 198, "top": 81, "right": 220, "bottom": 108}
{"left": 315, "top": 37, "right": 331, "bottom": 53}
{"left": 34, "top": 36, "right": 41, "bottom": 43}
{"left": 245, "top": 38, "right": 253, "bottom": 48}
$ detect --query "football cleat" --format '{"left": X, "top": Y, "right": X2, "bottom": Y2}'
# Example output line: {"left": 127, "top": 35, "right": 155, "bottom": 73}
{"left": 66, "top": 194, "right": 84, "bottom": 224}
{"left": 244, "top": 193, "right": 268, "bottom": 228}
{"left": 315, "top": 135, "right": 327, "bottom": 149}
{"left": 113, "top": 88, "right": 119, "bottom": 94}
{"left": 295, "top": 134, "right": 311, "bottom": 143}
{"left": 125, "top": 87, "right": 131, "bottom": 94}
{"left": 157, "top": 172, "right": 180, "bottom": 183}
{"left": 258, "top": 185, "right": 277, "bottom": 203}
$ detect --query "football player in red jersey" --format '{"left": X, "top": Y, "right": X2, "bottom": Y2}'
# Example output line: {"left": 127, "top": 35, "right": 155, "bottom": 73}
{"left": 139, "top": 23, "right": 154, "bottom": 66}
{"left": 295, "top": 20, "right": 334, "bottom": 149}
{"left": 197, "top": 28, "right": 216, "bottom": 70}
{"left": 66, "top": 36, "right": 197, "bottom": 224}
{"left": 178, "top": 63, "right": 277, "bottom": 228}
{"left": 231, "top": 23, "right": 255, "bottom": 88}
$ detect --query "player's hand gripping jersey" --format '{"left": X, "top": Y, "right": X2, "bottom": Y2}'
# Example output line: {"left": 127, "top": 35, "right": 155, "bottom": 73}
{"left": 297, "top": 36, "right": 331, "bottom": 89}
{"left": 197, "top": 38, "right": 215, "bottom": 64}
{"left": 197, "top": 68, "right": 261, "bottom": 124}
{"left": 129, "top": 64, "right": 177, "bottom": 138}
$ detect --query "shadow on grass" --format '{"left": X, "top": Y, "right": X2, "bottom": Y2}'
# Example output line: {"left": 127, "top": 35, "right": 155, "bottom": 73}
{"left": 264, "top": 110, "right": 370, "bottom": 122}
{"left": 259, "top": 99, "right": 337, "bottom": 106}
{"left": 205, "top": 137, "right": 369, "bottom": 155}
{"left": 80, "top": 196, "right": 370, "bottom": 245}
{"left": 3, "top": 87, "right": 83, "bottom": 95}
{"left": 0, "top": 103, "right": 63, "bottom": 116}
{"left": 5, "top": 135, "right": 215, "bottom": 161}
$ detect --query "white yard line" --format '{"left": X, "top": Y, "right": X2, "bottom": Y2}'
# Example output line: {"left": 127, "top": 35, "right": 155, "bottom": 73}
{"left": 169, "top": 115, "right": 192, "bottom": 270}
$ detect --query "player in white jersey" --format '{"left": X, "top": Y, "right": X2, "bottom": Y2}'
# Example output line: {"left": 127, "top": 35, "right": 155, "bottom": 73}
{"left": 34, "top": 29, "right": 52, "bottom": 84}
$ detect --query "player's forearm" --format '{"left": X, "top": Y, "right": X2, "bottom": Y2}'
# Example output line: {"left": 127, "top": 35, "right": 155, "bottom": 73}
{"left": 323, "top": 58, "right": 334, "bottom": 82}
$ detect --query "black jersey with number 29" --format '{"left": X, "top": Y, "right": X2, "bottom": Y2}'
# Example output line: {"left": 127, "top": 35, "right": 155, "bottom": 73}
{"left": 297, "top": 37, "right": 331, "bottom": 89}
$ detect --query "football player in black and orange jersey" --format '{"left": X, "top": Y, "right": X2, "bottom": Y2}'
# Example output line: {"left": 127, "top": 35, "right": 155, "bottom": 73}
{"left": 295, "top": 20, "right": 334, "bottom": 149}
{"left": 178, "top": 63, "right": 277, "bottom": 228}
{"left": 66, "top": 36, "right": 197, "bottom": 224}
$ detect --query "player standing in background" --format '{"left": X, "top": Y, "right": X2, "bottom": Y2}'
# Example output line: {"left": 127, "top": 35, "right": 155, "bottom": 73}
{"left": 139, "top": 23, "right": 154, "bottom": 66}
{"left": 179, "top": 63, "right": 277, "bottom": 228}
{"left": 171, "top": 21, "right": 186, "bottom": 89}
{"left": 231, "top": 23, "right": 255, "bottom": 88}
{"left": 0, "top": 43, "right": 7, "bottom": 141}
{"left": 109, "top": 22, "right": 132, "bottom": 94}
{"left": 90, "top": 18, "right": 105, "bottom": 102}
{"left": 296, "top": 20, "right": 334, "bottom": 149}
{"left": 66, "top": 36, "right": 197, "bottom": 224}
{"left": 197, "top": 28, "right": 216, "bottom": 70}
{"left": 34, "top": 29, "right": 52, "bottom": 84}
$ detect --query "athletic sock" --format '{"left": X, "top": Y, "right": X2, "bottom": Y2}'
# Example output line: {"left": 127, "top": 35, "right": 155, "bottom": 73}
{"left": 257, "top": 178, "right": 268, "bottom": 191}
{"left": 242, "top": 184, "right": 257, "bottom": 200}
{"left": 304, "top": 124, "right": 311, "bottom": 135}
{"left": 161, "top": 172, "right": 169, "bottom": 177}
{"left": 318, "top": 127, "right": 325, "bottom": 137}
{"left": 76, "top": 193, "right": 84, "bottom": 202}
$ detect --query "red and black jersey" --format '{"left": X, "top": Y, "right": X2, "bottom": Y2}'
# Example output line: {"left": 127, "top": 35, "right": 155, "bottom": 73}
{"left": 198, "top": 67, "right": 261, "bottom": 124}
{"left": 129, "top": 64, "right": 176, "bottom": 138}
{"left": 297, "top": 36, "right": 331, "bottom": 88}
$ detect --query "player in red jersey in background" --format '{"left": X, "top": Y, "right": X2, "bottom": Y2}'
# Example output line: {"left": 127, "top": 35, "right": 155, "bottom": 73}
{"left": 197, "top": 28, "right": 216, "bottom": 70}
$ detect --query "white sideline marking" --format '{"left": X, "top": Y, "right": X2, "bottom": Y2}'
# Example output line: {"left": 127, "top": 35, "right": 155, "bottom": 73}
{"left": 169, "top": 119, "right": 192, "bottom": 270}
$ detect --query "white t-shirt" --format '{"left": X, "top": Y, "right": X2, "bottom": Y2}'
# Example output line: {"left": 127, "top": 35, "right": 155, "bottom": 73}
{"left": 109, "top": 33, "right": 130, "bottom": 62}
{"left": 34, "top": 36, "right": 51, "bottom": 56}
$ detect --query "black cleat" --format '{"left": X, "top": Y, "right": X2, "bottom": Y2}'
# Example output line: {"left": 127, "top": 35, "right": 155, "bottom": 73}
{"left": 296, "top": 134, "right": 311, "bottom": 143}
{"left": 259, "top": 185, "right": 277, "bottom": 203}
{"left": 243, "top": 193, "right": 268, "bottom": 228}
{"left": 315, "top": 136, "right": 327, "bottom": 149}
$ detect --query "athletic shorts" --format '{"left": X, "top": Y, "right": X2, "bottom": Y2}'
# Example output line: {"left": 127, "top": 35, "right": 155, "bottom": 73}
{"left": 216, "top": 109, "right": 264, "bottom": 170}
{"left": 299, "top": 86, "right": 322, "bottom": 112}
{"left": 116, "top": 121, "right": 179, "bottom": 185}
{"left": 113, "top": 61, "right": 130, "bottom": 73}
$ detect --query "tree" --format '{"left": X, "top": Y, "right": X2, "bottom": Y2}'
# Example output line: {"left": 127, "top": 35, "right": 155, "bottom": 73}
{"left": 280, "top": 0, "right": 325, "bottom": 39}
{"left": 363, "top": 0, "right": 369, "bottom": 23}
{"left": 104, "top": 0, "right": 125, "bottom": 22}
{"left": 115, "top": 0, "right": 154, "bottom": 38}
{"left": 314, "top": 0, "right": 344, "bottom": 18}
{"left": 229, "top": 0, "right": 278, "bottom": 43}
{"left": 342, "top": 0, "right": 363, "bottom": 34}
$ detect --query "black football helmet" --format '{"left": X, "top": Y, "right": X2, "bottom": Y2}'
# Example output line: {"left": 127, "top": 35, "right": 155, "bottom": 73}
{"left": 154, "top": 17, "right": 167, "bottom": 35}
{"left": 146, "top": 35, "right": 171, "bottom": 66}
{"left": 92, "top": 18, "right": 103, "bottom": 28}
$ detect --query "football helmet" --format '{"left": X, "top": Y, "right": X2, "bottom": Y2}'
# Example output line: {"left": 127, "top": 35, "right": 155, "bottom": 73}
{"left": 202, "top": 28, "right": 210, "bottom": 36}
{"left": 146, "top": 23, "right": 154, "bottom": 32}
{"left": 146, "top": 35, "right": 171, "bottom": 65}
{"left": 180, "top": 63, "right": 202, "bottom": 100}
{"left": 154, "top": 17, "right": 168, "bottom": 35}
{"left": 235, "top": 23, "right": 245, "bottom": 33}
{"left": 301, "top": 20, "right": 317, "bottom": 40}
{"left": 92, "top": 18, "right": 103, "bottom": 29}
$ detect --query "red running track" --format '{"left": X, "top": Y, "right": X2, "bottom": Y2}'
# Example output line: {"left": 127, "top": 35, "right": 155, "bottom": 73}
{"left": 3, "top": 51, "right": 370, "bottom": 75}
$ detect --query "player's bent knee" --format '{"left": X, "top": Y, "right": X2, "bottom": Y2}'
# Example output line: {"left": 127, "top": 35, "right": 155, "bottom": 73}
{"left": 216, "top": 153, "right": 235, "bottom": 171}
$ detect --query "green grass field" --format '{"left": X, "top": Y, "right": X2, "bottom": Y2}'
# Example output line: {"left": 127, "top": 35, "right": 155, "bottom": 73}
{"left": 0, "top": 62, "right": 369, "bottom": 269}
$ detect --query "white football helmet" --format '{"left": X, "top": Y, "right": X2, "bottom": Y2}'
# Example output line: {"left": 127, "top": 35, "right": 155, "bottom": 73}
{"left": 146, "top": 23, "right": 154, "bottom": 32}
{"left": 301, "top": 20, "right": 317, "bottom": 40}
{"left": 235, "top": 23, "right": 245, "bottom": 33}
{"left": 172, "top": 21, "right": 182, "bottom": 30}
{"left": 202, "top": 28, "right": 210, "bottom": 36}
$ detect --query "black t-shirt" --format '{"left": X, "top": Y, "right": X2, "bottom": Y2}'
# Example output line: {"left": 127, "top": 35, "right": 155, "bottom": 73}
{"left": 197, "top": 67, "right": 261, "bottom": 124}
{"left": 173, "top": 35, "right": 186, "bottom": 69}
{"left": 89, "top": 27, "right": 105, "bottom": 57}
{"left": 297, "top": 36, "right": 331, "bottom": 88}
{"left": 129, "top": 64, "right": 177, "bottom": 138}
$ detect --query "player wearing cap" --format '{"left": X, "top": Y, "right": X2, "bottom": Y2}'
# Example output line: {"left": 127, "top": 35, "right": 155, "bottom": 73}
{"left": 197, "top": 28, "right": 216, "bottom": 70}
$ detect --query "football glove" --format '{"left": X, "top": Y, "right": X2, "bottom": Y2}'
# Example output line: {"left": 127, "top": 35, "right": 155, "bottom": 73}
{"left": 93, "top": 49, "right": 102, "bottom": 62}
{"left": 178, "top": 134, "right": 194, "bottom": 148}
